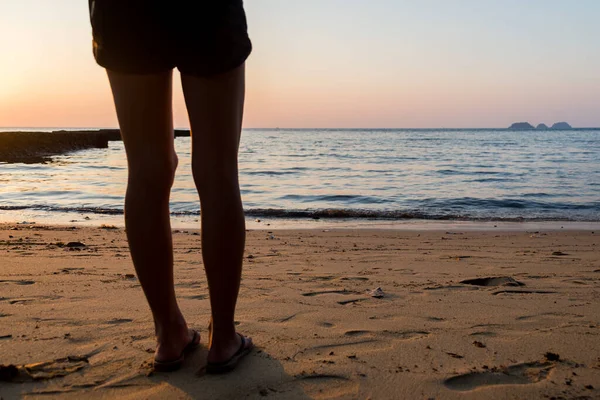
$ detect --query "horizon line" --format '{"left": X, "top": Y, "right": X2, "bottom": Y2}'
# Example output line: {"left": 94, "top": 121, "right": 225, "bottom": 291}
{"left": 2, "top": 126, "right": 600, "bottom": 130}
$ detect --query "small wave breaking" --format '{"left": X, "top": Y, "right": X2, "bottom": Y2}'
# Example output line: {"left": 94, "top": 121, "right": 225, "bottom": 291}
{"left": 2, "top": 204, "right": 599, "bottom": 222}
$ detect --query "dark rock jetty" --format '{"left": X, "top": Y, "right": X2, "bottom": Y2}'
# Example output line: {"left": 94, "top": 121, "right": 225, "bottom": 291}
{"left": 0, "top": 129, "right": 191, "bottom": 163}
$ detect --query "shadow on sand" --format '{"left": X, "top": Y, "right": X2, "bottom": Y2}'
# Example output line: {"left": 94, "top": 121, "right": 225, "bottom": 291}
{"left": 143, "top": 347, "right": 311, "bottom": 400}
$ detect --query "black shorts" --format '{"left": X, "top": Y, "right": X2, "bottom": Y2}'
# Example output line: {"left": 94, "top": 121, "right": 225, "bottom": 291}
{"left": 89, "top": 0, "right": 252, "bottom": 76}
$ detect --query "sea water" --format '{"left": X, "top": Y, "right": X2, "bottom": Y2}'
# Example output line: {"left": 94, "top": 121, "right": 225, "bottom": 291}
{"left": 1, "top": 128, "right": 599, "bottom": 228}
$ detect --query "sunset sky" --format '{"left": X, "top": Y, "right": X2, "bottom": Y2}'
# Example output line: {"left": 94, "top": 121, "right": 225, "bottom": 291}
{"left": 1, "top": 0, "right": 599, "bottom": 128}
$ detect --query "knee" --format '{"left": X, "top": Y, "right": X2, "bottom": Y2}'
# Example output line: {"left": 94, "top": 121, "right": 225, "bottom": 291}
{"left": 191, "top": 158, "right": 238, "bottom": 195}
{"left": 128, "top": 152, "right": 178, "bottom": 192}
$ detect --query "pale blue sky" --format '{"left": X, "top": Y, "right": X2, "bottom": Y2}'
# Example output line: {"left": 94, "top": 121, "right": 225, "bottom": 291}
{"left": 1, "top": 0, "right": 598, "bottom": 128}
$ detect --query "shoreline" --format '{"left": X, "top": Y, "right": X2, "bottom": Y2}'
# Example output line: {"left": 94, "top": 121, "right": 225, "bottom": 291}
{"left": 1, "top": 210, "right": 600, "bottom": 232}
{"left": 0, "top": 223, "right": 598, "bottom": 398}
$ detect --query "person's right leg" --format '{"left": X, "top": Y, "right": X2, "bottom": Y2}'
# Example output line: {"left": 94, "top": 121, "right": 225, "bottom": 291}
{"left": 106, "top": 69, "right": 197, "bottom": 363}
{"left": 181, "top": 64, "right": 252, "bottom": 365}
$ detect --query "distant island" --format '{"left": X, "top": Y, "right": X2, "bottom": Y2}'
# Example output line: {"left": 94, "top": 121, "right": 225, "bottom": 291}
{"left": 509, "top": 122, "right": 535, "bottom": 130}
{"left": 550, "top": 122, "right": 572, "bottom": 129}
{"left": 509, "top": 121, "right": 573, "bottom": 130}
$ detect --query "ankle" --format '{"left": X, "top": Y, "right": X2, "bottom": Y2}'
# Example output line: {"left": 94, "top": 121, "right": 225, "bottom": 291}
{"left": 154, "top": 312, "right": 188, "bottom": 340}
{"left": 210, "top": 321, "right": 236, "bottom": 343}
{"left": 210, "top": 331, "right": 239, "bottom": 352}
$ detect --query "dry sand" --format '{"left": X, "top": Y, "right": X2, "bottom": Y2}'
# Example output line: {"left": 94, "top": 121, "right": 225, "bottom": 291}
{"left": 0, "top": 224, "right": 599, "bottom": 399}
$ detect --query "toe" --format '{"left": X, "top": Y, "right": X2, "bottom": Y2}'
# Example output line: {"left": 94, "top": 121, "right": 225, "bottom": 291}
{"left": 241, "top": 334, "right": 253, "bottom": 350}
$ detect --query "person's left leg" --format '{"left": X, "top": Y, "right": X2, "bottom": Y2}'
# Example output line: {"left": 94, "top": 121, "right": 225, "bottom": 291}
{"left": 106, "top": 69, "right": 198, "bottom": 364}
{"left": 181, "top": 64, "right": 251, "bottom": 366}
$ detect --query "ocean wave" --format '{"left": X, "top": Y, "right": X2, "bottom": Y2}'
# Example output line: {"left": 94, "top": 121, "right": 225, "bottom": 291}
{"left": 277, "top": 194, "right": 394, "bottom": 204}
{"left": 244, "top": 170, "right": 298, "bottom": 176}
{"left": 421, "top": 197, "right": 600, "bottom": 211}
{"left": 2, "top": 203, "right": 599, "bottom": 222}
{"left": 0, "top": 205, "right": 124, "bottom": 215}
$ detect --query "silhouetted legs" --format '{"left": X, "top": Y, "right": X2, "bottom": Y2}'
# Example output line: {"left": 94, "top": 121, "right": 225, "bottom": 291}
{"left": 181, "top": 64, "right": 252, "bottom": 363}
{"left": 106, "top": 65, "right": 251, "bottom": 365}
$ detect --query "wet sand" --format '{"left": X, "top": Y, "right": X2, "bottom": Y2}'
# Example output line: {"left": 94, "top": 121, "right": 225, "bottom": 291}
{"left": 0, "top": 224, "right": 599, "bottom": 399}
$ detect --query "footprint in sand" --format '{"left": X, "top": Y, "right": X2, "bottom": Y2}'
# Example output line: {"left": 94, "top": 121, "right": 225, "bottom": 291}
{"left": 57, "top": 267, "right": 85, "bottom": 274}
{"left": 0, "top": 355, "right": 95, "bottom": 382}
{"left": 393, "top": 268, "right": 416, "bottom": 275}
{"left": 0, "top": 280, "right": 35, "bottom": 285}
{"left": 337, "top": 298, "right": 369, "bottom": 305}
{"left": 184, "top": 294, "right": 208, "bottom": 300}
{"left": 175, "top": 281, "right": 203, "bottom": 288}
{"left": 562, "top": 279, "right": 590, "bottom": 285}
{"left": 6, "top": 295, "right": 61, "bottom": 305}
{"left": 426, "top": 316, "right": 446, "bottom": 322}
{"left": 424, "top": 285, "right": 479, "bottom": 291}
{"left": 382, "top": 330, "right": 430, "bottom": 340}
{"left": 460, "top": 276, "right": 524, "bottom": 287}
{"left": 106, "top": 318, "right": 133, "bottom": 325}
{"left": 469, "top": 331, "right": 497, "bottom": 337}
{"left": 517, "top": 274, "right": 552, "bottom": 279}
{"left": 295, "top": 373, "right": 349, "bottom": 382}
{"left": 308, "top": 275, "right": 336, "bottom": 281}
{"left": 515, "top": 312, "right": 573, "bottom": 321}
{"left": 492, "top": 290, "right": 557, "bottom": 295}
{"left": 310, "top": 339, "right": 378, "bottom": 351}
{"left": 344, "top": 330, "right": 372, "bottom": 337}
{"left": 294, "top": 373, "right": 356, "bottom": 399}
{"left": 302, "top": 289, "right": 357, "bottom": 297}
{"left": 444, "top": 361, "right": 554, "bottom": 391}
{"left": 470, "top": 323, "right": 505, "bottom": 329}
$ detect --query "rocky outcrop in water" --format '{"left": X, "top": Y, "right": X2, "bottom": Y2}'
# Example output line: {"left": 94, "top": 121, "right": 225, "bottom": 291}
{"left": 536, "top": 123, "right": 549, "bottom": 130}
{"left": 0, "top": 131, "right": 109, "bottom": 163}
{"left": 551, "top": 122, "right": 572, "bottom": 130}
{"left": 509, "top": 122, "right": 535, "bottom": 130}
{"left": 0, "top": 129, "right": 192, "bottom": 164}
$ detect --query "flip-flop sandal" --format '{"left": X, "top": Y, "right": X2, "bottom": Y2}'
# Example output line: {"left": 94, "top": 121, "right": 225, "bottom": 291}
{"left": 206, "top": 333, "right": 254, "bottom": 374}
{"left": 153, "top": 329, "right": 201, "bottom": 372}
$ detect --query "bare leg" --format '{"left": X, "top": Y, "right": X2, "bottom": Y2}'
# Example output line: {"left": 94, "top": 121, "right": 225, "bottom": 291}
{"left": 181, "top": 64, "right": 252, "bottom": 363}
{"left": 106, "top": 69, "right": 197, "bottom": 362}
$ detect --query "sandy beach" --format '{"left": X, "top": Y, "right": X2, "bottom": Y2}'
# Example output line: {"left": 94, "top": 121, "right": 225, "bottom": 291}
{"left": 0, "top": 223, "right": 599, "bottom": 399}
